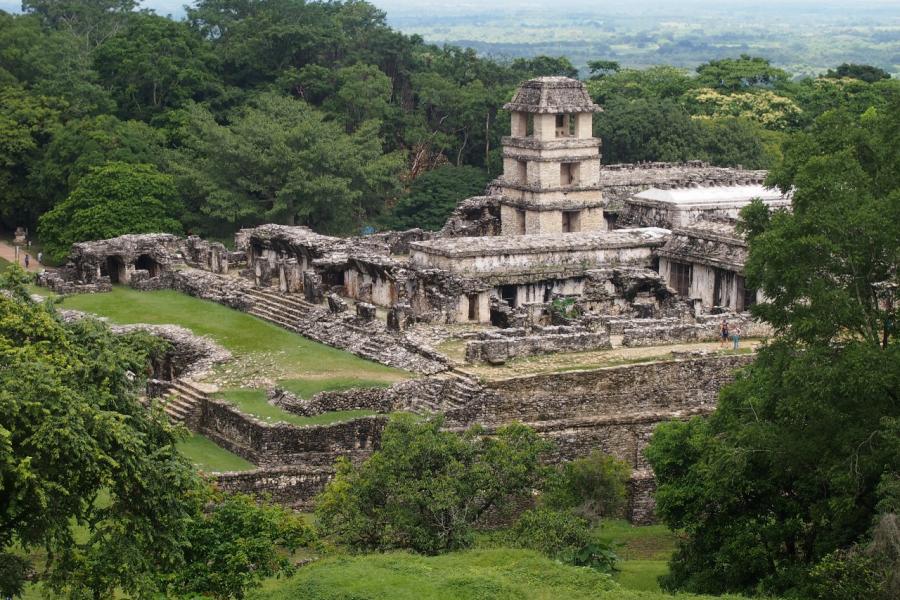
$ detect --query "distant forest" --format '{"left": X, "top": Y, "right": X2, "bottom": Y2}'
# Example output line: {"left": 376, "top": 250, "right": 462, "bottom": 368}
{"left": 382, "top": 0, "right": 900, "bottom": 78}
{"left": 1, "top": 0, "right": 897, "bottom": 260}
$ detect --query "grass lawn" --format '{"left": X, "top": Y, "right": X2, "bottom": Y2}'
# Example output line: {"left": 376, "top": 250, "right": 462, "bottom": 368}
{"left": 595, "top": 519, "right": 679, "bottom": 592}
{"left": 60, "top": 287, "right": 409, "bottom": 389}
{"left": 176, "top": 433, "right": 256, "bottom": 472}
{"left": 250, "top": 548, "right": 760, "bottom": 600}
{"left": 216, "top": 388, "right": 377, "bottom": 427}
{"left": 278, "top": 377, "right": 393, "bottom": 399}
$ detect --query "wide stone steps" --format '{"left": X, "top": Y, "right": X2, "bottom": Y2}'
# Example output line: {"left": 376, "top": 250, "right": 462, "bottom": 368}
{"left": 160, "top": 379, "right": 208, "bottom": 423}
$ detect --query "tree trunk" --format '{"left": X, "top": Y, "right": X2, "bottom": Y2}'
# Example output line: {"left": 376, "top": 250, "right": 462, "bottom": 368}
{"left": 485, "top": 111, "right": 491, "bottom": 173}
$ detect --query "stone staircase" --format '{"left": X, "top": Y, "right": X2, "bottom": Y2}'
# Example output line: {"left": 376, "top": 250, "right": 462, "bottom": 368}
{"left": 410, "top": 369, "right": 483, "bottom": 414}
{"left": 242, "top": 287, "right": 450, "bottom": 375}
{"left": 245, "top": 287, "right": 319, "bottom": 327}
{"left": 160, "top": 379, "right": 209, "bottom": 424}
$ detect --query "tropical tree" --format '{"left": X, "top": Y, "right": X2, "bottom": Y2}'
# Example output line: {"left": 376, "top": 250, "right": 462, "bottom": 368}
{"left": 0, "top": 273, "right": 312, "bottom": 599}
{"left": 382, "top": 164, "right": 491, "bottom": 231}
{"left": 171, "top": 93, "right": 403, "bottom": 234}
{"left": 315, "top": 414, "right": 551, "bottom": 554}
{"left": 646, "top": 101, "right": 900, "bottom": 597}
{"left": 38, "top": 161, "right": 183, "bottom": 260}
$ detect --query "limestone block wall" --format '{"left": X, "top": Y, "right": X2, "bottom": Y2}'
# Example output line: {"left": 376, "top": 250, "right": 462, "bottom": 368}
{"left": 465, "top": 330, "right": 612, "bottom": 364}
{"left": 471, "top": 355, "right": 752, "bottom": 425}
{"left": 214, "top": 466, "right": 334, "bottom": 510}
{"left": 200, "top": 398, "right": 386, "bottom": 467}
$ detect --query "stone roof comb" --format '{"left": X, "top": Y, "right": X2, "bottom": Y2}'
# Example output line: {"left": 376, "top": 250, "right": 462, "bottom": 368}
{"left": 504, "top": 77, "right": 603, "bottom": 114}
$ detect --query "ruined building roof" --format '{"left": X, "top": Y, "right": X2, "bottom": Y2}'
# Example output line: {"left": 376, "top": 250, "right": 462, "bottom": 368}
{"left": 409, "top": 228, "right": 670, "bottom": 259}
{"left": 658, "top": 220, "right": 748, "bottom": 271}
{"left": 503, "top": 77, "right": 602, "bottom": 114}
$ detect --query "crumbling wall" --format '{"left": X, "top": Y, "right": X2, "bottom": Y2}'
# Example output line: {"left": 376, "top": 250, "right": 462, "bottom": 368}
{"left": 213, "top": 466, "right": 334, "bottom": 510}
{"left": 200, "top": 398, "right": 387, "bottom": 467}
{"left": 439, "top": 195, "right": 501, "bottom": 238}
{"left": 465, "top": 329, "right": 612, "bottom": 364}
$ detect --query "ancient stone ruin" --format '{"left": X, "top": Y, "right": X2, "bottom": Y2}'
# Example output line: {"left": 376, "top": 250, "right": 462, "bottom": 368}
{"left": 42, "top": 76, "right": 789, "bottom": 523}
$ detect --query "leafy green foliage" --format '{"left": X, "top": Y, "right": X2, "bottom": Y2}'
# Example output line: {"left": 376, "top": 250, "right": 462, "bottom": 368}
{"left": 171, "top": 93, "right": 404, "bottom": 234}
{"left": 507, "top": 507, "right": 619, "bottom": 573}
{"left": 756, "top": 104, "right": 900, "bottom": 346}
{"left": 31, "top": 114, "right": 165, "bottom": 210}
{"left": 170, "top": 493, "right": 314, "bottom": 600}
{"left": 0, "top": 87, "right": 61, "bottom": 226}
{"left": 646, "top": 98, "right": 900, "bottom": 598}
{"left": 0, "top": 277, "right": 313, "bottom": 598}
{"left": 0, "top": 270, "right": 190, "bottom": 598}
{"left": 542, "top": 450, "right": 631, "bottom": 521}
{"left": 695, "top": 54, "right": 790, "bottom": 92}
{"left": 825, "top": 63, "right": 892, "bottom": 84}
{"left": 508, "top": 508, "right": 592, "bottom": 560}
{"left": 315, "top": 414, "right": 551, "bottom": 554}
{"left": 382, "top": 165, "right": 490, "bottom": 231}
{"left": 647, "top": 342, "right": 900, "bottom": 596}
{"left": 38, "top": 161, "right": 183, "bottom": 261}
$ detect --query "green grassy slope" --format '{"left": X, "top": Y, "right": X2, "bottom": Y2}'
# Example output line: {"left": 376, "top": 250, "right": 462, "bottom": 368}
{"left": 215, "top": 388, "right": 376, "bottom": 426}
{"left": 176, "top": 433, "right": 255, "bottom": 472}
{"left": 60, "top": 287, "right": 409, "bottom": 388}
{"left": 251, "top": 548, "right": 760, "bottom": 600}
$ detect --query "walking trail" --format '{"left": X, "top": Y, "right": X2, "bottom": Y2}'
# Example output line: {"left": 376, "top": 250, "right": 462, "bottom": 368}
{"left": 0, "top": 240, "right": 44, "bottom": 272}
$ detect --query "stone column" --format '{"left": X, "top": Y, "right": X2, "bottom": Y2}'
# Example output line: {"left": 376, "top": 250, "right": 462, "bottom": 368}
{"left": 303, "top": 270, "right": 324, "bottom": 304}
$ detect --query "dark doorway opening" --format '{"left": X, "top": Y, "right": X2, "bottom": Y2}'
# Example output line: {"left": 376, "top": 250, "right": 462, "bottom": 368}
{"left": 135, "top": 254, "right": 160, "bottom": 278}
{"left": 499, "top": 285, "right": 517, "bottom": 308}
{"left": 106, "top": 256, "right": 126, "bottom": 283}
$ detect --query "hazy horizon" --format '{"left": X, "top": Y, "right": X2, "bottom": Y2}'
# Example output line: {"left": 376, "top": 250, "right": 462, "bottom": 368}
{"left": 2, "top": 0, "right": 897, "bottom": 75}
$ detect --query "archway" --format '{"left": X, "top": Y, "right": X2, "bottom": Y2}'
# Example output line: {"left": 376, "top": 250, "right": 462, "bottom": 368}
{"left": 105, "top": 255, "right": 126, "bottom": 284}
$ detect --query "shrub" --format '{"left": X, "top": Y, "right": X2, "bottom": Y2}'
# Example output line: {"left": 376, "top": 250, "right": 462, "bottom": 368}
{"left": 508, "top": 508, "right": 618, "bottom": 573}
{"left": 542, "top": 451, "right": 631, "bottom": 520}
{"left": 315, "top": 414, "right": 551, "bottom": 554}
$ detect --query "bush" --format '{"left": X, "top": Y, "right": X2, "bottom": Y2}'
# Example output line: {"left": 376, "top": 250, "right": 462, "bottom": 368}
{"left": 314, "top": 414, "right": 551, "bottom": 555}
{"left": 508, "top": 508, "right": 618, "bottom": 573}
{"left": 542, "top": 451, "right": 631, "bottom": 520}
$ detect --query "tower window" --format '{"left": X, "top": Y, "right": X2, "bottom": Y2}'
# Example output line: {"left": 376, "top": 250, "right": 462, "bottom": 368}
{"left": 560, "top": 162, "right": 580, "bottom": 186}
{"left": 555, "top": 114, "right": 572, "bottom": 138}
{"left": 562, "top": 211, "right": 581, "bottom": 233}
{"left": 516, "top": 159, "right": 527, "bottom": 184}
{"left": 515, "top": 209, "right": 526, "bottom": 234}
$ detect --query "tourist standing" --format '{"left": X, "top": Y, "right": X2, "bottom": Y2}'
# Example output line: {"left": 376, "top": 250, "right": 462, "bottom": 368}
{"left": 37, "top": 251, "right": 43, "bottom": 265}
{"left": 732, "top": 325, "right": 741, "bottom": 351}
{"left": 720, "top": 320, "right": 729, "bottom": 348}
{"left": 24, "top": 254, "right": 29, "bottom": 269}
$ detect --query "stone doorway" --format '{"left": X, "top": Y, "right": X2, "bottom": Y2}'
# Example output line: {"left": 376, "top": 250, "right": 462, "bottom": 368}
{"left": 105, "top": 255, "right": 127, "bottom": 284}
{"left": 135, "top": 254, "right": 161, "bottom": 278}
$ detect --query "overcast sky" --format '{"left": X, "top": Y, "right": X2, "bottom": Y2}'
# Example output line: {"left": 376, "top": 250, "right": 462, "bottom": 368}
{"left": 2, "top": 0, "right": 895, "bottom": 18}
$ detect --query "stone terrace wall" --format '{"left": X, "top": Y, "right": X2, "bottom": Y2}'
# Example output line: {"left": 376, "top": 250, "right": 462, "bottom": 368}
{"left": 622, "top": 314, "right": 772, "bottom": 347}
{"left": 213, "top": 466, "right": 334, "bottom": 510}
{"left": 465, "top": 330, "right": 612, "bottom": 364}
{"left": 450, "top": 354, "right": 754, "bottom": 522}
{"left": 200, "top": 398, "right": 386, "bottom": 467}
{"left": 470, "top": 354, "right": 752, "bottom": 425}
{"left": 269, "top": 387, "right": 395, "bottom": 417}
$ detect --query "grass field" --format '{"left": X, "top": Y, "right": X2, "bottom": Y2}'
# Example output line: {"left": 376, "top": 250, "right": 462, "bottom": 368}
{"left": 176, "top": 433, "right": 256, "bottom": 472}
{"left": 60, "top": 287, "right": 409, "bottom": 390}
{"left": 216, "top": 388, "right": 377, "bottom": 426}
{"left": 249, "top": 548, "right": 759, "bottom": 600}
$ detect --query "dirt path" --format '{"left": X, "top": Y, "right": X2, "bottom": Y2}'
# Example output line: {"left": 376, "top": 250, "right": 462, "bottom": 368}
{"left": 0, "top": 240, "right": 44, "bottom": 272}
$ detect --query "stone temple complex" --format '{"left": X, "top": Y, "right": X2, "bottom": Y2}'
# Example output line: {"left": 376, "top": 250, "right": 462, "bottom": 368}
{"left": 41, "top": 77, "right": 792, "bottom": 523}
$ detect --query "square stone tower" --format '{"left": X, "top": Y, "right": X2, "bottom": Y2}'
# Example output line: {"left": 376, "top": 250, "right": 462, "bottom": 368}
{"left": 499, "top": 77, "right": 605, "bottom": 235}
